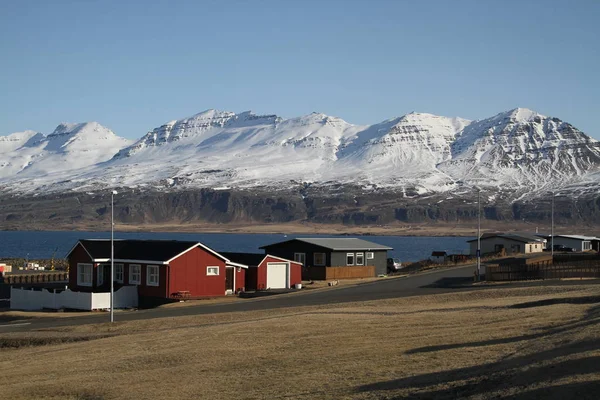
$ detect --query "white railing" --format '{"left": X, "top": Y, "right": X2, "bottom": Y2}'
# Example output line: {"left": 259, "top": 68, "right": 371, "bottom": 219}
{"left": 10, "top": 286, "right": 138, "bottom": 311}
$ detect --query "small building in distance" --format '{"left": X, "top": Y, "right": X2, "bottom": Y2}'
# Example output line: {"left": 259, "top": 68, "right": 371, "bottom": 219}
{"left": 468, "top": 233, "right": 545, "bottom": 256}
{"left": 430, "top": 251, "right": 448, "bottom": 264}
{"left": 551, "top": 235, "right": 600, "bottom": 252}
{"left": 220, "top": 252, "right": 302, "bottom": 290}
{"left": 67, "top": 239, "right": 248, "bottom": 302}
{"left": 260, "top": 238, "right": 392, "bottom": 280}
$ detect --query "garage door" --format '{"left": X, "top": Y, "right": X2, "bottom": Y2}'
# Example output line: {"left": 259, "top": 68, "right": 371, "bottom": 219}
{"left": 266, "top": 263, "right": 288, "bottom": 289}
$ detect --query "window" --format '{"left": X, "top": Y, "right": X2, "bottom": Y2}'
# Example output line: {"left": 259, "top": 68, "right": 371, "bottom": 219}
{"left": 366, "top": 252, "right": 375, "bottom": 259}
{"left": 346, "top": 253, "right": 355, "bottom": 266}
{"left": 115, "top": 264, "right": 124, "bottom": 283}
{"left": 97, "top": 264, "right": 105, "bottom": 285}
{"left": 356, "top": 253, "right": 364, "bottom": 266}
{"left": 583, "top": 241, "right": 591, "bottom": 251}
{"left": 314, "top": 252, "right": 326, "bottom": 266}
{"left": 147, "top": 265, "right": 159, "bottom": 286}
{"left": 294, "top": 253, "right": 306, "bottom": 266}
{"left": 129, "top": 264, "right": 141, "bottom": 284}
{"left": 77, "top": 263, "right": 93, "bottom": 286}
{"left": 207, "top": 266, "right": 219, "bottom": 276}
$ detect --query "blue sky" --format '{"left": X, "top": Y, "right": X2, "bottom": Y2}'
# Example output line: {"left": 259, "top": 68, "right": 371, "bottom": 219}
{"left": 1, "top": 0, "right": 599, "bottom": 139}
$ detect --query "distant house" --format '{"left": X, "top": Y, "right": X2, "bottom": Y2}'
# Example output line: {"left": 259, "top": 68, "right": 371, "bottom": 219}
{"left": 220, "top": 252, "right": 302, "bottom": 290}
{"left": 430, "top": 251, "right": 447, "bottom": 264}
{"left": 260, "top": 238, "right": 392, "bottom": 279}
{"left": 467, "top": 233, "right": 545, "bottom": 256}
{"left": 67, "top": 239, "right": 248, "bottom": 302}
{"left": 552, "top": 235, "right": 600, "bottom": 252}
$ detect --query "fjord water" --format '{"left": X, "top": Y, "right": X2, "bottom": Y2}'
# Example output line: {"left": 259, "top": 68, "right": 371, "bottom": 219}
{"left": 0, "top": 231, "right": 472, "bottom": 262}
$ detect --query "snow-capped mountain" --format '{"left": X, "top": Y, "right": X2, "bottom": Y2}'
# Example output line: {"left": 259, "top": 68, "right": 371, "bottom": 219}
{"left": 1, "top": 108, "right": 599, "bottom": 200}
{"left": 0, "top": 122, "right": 132, "bottom": 182}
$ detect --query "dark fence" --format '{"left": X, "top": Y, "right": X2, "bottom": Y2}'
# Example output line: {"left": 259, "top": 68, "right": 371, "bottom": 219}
{"left": 487, "top": 253, "right": 600, "bottom": 281}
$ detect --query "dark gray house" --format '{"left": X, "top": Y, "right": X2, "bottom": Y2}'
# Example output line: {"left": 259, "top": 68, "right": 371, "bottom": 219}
{"left": 260, "top": 238, "right": 392, "bottom": 279}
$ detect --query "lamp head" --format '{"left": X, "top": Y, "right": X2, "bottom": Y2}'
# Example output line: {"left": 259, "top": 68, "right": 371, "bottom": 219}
{"left": 112, "top": 190, "right": 118, "bottom": 195}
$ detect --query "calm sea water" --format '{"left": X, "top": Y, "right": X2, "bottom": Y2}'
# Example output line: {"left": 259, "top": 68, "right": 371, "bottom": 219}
{"left": 0, "top": 231, "right": 473, "bottom": 262}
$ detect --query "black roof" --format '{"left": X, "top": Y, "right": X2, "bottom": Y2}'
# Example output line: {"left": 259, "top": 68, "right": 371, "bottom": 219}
{"left": 260, "top": 238, "right": 392, "bottom": 251}
{"left": 219, "top": 252, "right": 264, "bottom": 266}
{"left": 75, "top": 239, "right": 222, "bottom": 263}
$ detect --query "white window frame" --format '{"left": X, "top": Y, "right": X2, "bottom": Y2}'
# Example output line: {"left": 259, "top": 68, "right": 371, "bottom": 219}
{"left": 146, "top": 265, "right": 160, "bottom": 287}
{"left": 294, "top": 253, "right": 306, "bottom": 266}
{"left": 346, "top": 253, "right": 355, "bottom": 266}
{"left": 356, "top": 252, "right": 364, "bottom": 266}
{"left": 129, "top": 264, "right": 141, "bottom": 285}
{"left": 77, "top": 263, "right": 93, "bottom": 287}
{"left": 313, "top": 252, "right": 326, "bottom": 266}
{"left": 207, "top": 266, "right": 219, "bottom": 276}
{"left": 366, "top": 252, "right": 375, "bottom": 259}
{"left": 115, "top": 263, "right": 124, "bottom": 283}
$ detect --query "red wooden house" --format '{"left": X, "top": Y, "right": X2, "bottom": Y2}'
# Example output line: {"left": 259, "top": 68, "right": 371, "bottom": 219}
{"left": 67, "top": 239, "right": 247, "bottom": 301}
{"left": 220, "top": 252, "right": 302, "bottom": 290}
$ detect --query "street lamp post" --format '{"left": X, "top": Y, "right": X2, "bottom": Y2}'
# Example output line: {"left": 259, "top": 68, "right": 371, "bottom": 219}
{"left": 110, "top": 190, "right": 117, "bottom": 323}
{"left": 477, "top": 188, "right": 481, "bottom": 281}
{"left": 551, "top": 191, "right": 554, "bottom": 257}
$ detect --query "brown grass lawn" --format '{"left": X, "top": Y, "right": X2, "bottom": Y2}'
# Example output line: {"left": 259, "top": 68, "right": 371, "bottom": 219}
{"left": 2, "top": 285, "right": 600, "bottom": 399}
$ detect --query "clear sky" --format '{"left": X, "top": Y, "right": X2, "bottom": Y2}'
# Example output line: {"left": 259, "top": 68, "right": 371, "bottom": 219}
{"left": 1, "top": 0, "right": 599, "bottom": 139}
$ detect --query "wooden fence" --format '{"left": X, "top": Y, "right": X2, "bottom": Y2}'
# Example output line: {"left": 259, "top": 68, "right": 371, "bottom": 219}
{"left": 487, "top": 255, "right": 600, "bottom": 281}
{"left": 305, "top": 266, "right": 376, "bottom": 280}
{"left": 2, "top": 272, "right": 68, "bottom": 285}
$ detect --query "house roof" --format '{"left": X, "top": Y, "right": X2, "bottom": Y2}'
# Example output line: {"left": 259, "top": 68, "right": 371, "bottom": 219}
{"left": 219, "top": 252, "right": 264, "bottom": 266}
{"left": 467, "top": 233, "right": 545, "bottom": 244}
{"left": 71, "top": 239, "right": 247, "bottom": 267}
{"left": 554, "top": 235, "right": 600, "bottom": 241}
{"left": 431, "top": 251, "right": 447, "bottom": 256}
{"left": 260, "top": 238, "right": 393, "bottom": 251}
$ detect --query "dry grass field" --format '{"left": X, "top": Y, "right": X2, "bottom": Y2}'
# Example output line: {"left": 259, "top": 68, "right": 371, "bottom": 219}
{"left": 2, "top": 284, "right": 600, "bottom": 399}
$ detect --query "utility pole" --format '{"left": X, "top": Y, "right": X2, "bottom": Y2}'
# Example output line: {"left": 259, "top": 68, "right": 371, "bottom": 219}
{"left": 110, "top": 190, "right": 117, "bottom": 323}
{"left": 551, "top": 191, "right": 554, "bottom": 257}
{"left": 477, "top": 188, "right": 481, "bottom": 281}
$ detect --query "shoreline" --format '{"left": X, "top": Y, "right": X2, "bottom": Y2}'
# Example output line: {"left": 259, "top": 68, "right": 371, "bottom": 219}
{"left": 0, "top": 220, "right": 571, "bottom": 237}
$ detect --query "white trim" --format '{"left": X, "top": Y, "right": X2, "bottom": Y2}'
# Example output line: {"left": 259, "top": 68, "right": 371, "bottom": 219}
{"left": 129, "top": 264, "right": 141, "bottom": 285}
{"left": 166, "top": 242, "right": 230, "bottom": 264}
{"left": 77, "top": 263, "right": 93, "bottom": 287}
{"left": 94, "top": 258, "right": 169, "bottom": 265}
{"left": 259, "top": 254, "right": 303, "bottom": 266}
{"left": 67, "top": 242, "right": 94, "bottom": 261}
{"left": 355, "top": 252, "right": 364, "bottom": 266}
{"left": 346, "top": 253, "right": 355, "bottom": 266}
{"left": 146, "top": 265, "right": 159, "bottom": 287}
{"left": 266, "top": 262, "right": 290, "bottom": 289}
{"left": 207, "top": 266, "right": 219, "bottom": 276}
{"left": 313, "top": 252, "right": 326, "bottom": 266}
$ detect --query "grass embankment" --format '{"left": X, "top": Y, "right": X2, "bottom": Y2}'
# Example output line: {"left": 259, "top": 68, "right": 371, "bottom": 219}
{"left": 2, "top": 285, "right": 600, "bottom": 399}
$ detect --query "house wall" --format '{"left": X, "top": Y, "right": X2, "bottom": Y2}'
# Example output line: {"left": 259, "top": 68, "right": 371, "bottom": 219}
{"left": 553, "top": 237, "right": 590, "bottom": 251}
{"left": 430, "top": 256, "right": 446, "bottom": 264}
{"left": 168, "top": 247, "right": 227, "bottom": 298}
{"left": 469, "top": 238, "right": 543, "bottom": 255}
{"left": 263, "top": 241, "right": 387, "bottom": 277}
{"left": 250, "top": 256, "right": 302, "bottom": 290}
{"left": 68, "top": 243, "right": 93, "bottom": 290}
{"left": 235, "top": 267, "right": 246, "bottom": 293}
{"left": 330, "top": 250, "right": 386, "bottom": 276}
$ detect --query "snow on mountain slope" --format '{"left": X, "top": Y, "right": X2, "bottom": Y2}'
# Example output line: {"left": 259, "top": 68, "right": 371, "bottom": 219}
{"left": 1, "top": 108, "right": 599, "bottom": 199}
{"left": 0, "top": 122, "right": 132, "bottom": 181}
{"left": 438, "top": 108, "right": 600, "bottom": 191}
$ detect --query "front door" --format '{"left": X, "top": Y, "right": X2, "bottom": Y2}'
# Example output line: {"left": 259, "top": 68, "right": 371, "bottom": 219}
{"left": 225, "top": 267, "right": 234, "bottom": 293}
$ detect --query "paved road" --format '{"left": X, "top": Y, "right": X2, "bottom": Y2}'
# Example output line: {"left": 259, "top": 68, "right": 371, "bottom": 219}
{"left": 1, "top": 265, "right": 598, "bottom": 332}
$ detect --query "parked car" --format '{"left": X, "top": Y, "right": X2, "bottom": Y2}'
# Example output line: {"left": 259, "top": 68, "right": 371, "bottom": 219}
{"left": 552, "top": 245, "right": 575, "bottom": 252}
{"left": 387, "top": 258, "right": 403, "bottom": 273}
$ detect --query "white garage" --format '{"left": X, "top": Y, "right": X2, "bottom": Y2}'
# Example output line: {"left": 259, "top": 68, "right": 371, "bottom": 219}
{"left": 266, "top": 262, "right": 288, "bottom": 289}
